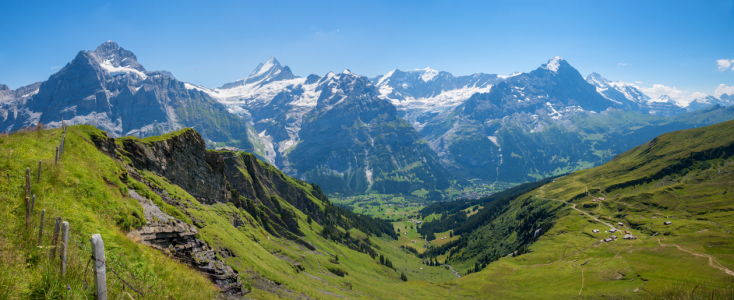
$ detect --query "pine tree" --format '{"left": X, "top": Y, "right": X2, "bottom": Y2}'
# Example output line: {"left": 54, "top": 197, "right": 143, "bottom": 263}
{"left": 307, "top": 215, "right": 313, "bottom": 225}
{"left": 400, "top": 272, "right": 408, "bottom": 282}
{"left": 380, "top": 254, "right": 385, "bottom": 265}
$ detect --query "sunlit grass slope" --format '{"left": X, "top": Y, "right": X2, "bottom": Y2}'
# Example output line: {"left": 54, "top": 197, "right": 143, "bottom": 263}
{"left": 0, "top": 126, "right": 218, "bottom": 299}
{"left": 447, "top": 118, "right": 734, "bottom": 299}
{"left": 0, "top": 125, "right": 461, "bottom": 299}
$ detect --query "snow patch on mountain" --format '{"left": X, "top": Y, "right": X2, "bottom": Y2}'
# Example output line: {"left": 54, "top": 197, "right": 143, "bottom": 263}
{"left": 388, "top": 85, "right": 493, "bottom": 109}
{"left": 376, "top": 69, "right": 396, "bottom": 86}
{"left": 543, "top": 56, "right": 564, "bottom": 73}
{"left": 207, "top": 77, "right": 307, "bottom": 107}
{"left": 21, "top": 89, "right": 39, "bottom": 98}
{"left": 498, "top": 72, "right": 523, "bottom": 79}
{"left": 99, "top": 59, "right": 147, "bottom": 79}
{"left": 257, "top": 129, "right": 277, "bottom": 164}
{"left": 419, "top": 67, "right": 438, "bottom": 82}
{"left": 487, "top": 136, "right": 499, "bottom": 146}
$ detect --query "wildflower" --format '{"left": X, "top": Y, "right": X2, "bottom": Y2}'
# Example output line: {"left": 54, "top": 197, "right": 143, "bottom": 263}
{"left": 67, "top": 285, "right": 70, "bottom": 290}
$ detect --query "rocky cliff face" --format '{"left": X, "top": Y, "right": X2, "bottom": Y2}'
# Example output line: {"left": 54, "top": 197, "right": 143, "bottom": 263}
{"left": 92, "top": 126, "right": 331, "bottom": 241}
{"left": 119, "top": 128, "right": 232, "bottom": 204}
{"left": 112, "top": 128, "right": 327, "bottom": 229}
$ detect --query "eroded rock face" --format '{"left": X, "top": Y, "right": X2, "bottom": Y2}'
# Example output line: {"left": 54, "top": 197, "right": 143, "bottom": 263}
{"left": 121, "top": 129, "right": 231, "bottom": 204}
{"left": 126, "top": 190, "right": 246, "bottom": 297}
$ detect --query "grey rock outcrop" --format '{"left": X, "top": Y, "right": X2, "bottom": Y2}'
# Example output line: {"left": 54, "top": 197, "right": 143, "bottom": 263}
{"left": 119, "top": 128, "right": 231, "bottom": 204}
{"left": 126, "top": 190, "right": 246, "bottom": 297}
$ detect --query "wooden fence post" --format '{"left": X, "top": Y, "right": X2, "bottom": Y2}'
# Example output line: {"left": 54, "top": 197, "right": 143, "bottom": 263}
{"left": 25, "top": 167, "right": 30, "bottom": 198}
{"left": 37, "top": 160, "right": 41, "bottom": 182}
{"left": 91, "top": 234, "right": 107, "bottom": 300}
{"left": 60, "top": 221, "right": 69, "bottom": 277}
{"left": 55, "top": 146, "right": 59, "bottom": 166}
{"left": 38, "top": 209, "right": 45, "bottom": 245}
{"left": 60, "top": 134, "right": 65, "bottom": 157}
{"left": 50, "top": 217, "right": 61, "bottom": 259}
{"left": 25, "top": 197, "right": 30, "bottom": 230}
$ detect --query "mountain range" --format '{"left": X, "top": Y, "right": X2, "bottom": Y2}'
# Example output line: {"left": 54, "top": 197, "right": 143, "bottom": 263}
{"left": 2, "top": 41, "right": 733, "bottom": 197}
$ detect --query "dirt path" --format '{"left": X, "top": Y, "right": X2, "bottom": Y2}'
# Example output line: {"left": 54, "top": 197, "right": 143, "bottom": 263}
{"left": 708, "top": 220, "right": 731, "bottom": 234}
{"left": 445, "top": 264, "right": 461, "bottom": 278}
{"left": 578, "top": 269, "right": 584, "bottom": 296}
{"left": 657, "top": 238, "right": 734, "bottom": 276}
{"left": 537, "top": 195, "right": 615, "bottom": 230}
{"left": 538, "top": 185, "right": 613, "bottom": 229}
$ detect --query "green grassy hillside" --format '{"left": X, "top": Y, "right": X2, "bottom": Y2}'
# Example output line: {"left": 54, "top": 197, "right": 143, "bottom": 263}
{"left": 0, "top": 126, "right": 218, "bottom": 299}
{"left": 440, "top": 118, "right": 734, "bottom": 298}
{"left": 0, "top": 125, "right": 462, "bottom": 299}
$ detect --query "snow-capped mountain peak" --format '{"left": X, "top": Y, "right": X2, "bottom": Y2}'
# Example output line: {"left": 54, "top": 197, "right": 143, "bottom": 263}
{"left": 687, "top": 94, "right": 734, "bottom": 111}
{"left": 653, "top": 95, "right": 673, "bottom": 103}
{"left": 585, "top": 72, "right": 651, "bottom": 113}
{"left": 218, "top": 57, "right": 296, "bottom": 89}
{"left": 250, "top": 57, "right": 280, "bottom": 77}
{"left": 586, "top": 72, "right": 610, "bottom": 87}
{"left": 543, "top": 56, "right": 565, "bottom": 73}
{"left": 85, "top": 40, "right": 147, "bottom": 80}
{"left": 418, "top": 67, "right": 438, "bottom": 82}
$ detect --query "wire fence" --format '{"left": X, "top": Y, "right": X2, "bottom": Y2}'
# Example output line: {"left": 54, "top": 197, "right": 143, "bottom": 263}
{"left": 3, "top": 125, "right": 201, "bottom": 299}
{"left": 69, "top": 235, "right": 146, "bottom": 297}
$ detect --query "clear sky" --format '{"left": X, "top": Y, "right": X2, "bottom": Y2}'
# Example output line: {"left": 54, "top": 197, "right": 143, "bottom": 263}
{"left": 1, "top": 0, "right": 733, "bottom": 102}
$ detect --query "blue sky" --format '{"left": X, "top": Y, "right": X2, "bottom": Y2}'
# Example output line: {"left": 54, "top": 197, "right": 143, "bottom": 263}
{"left": 1, "top": 0, "right": 733, "bottom": 102}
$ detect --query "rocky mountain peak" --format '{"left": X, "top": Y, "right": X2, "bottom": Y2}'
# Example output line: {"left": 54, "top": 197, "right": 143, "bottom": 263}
{"left": 418, "top": 67, "right": 439, "bottom": 82}
{"left": 541, "top": 56, "right": 567, "bottom": 73}
{"left": 218, "top": 57, "right": 297, "bottom": 89}
{"left": 655, "top": 95, "right": 674, "bottom": 103}
{"left": 250, "top": 57, "right": 281, "bottom": 76}
{"left": 586, "top": 72, "right": 610, "bottom": 87}
{"left": 90, "top": 40, "right": 145, "bottom": 72}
